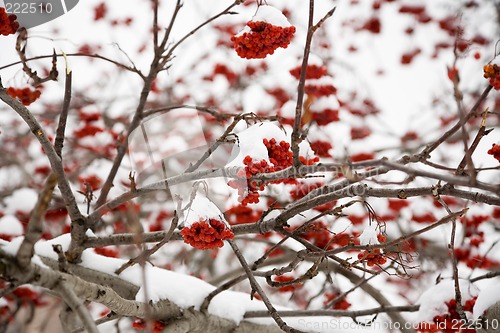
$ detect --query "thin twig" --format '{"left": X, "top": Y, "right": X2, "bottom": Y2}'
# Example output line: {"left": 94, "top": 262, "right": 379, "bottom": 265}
{"left": 291, "top": 0, "right": 316, "bottom": 168}
{"left": 470, "top": 269, "right": 500, "bottom": 283}
{"left": 0, "top": 52, "right": 145, "bottom": 78}
{"left": 159, "top": 0, "right": 242, "bottom": 69}
{"left": 228, "top": 240, "right": 305, "bottom": 333}
{"left": 184, "top": 114, "right": 243, "bottom": 173}
{"left": 54, "top": 70, "right": 73, "bottom": 157}
{"left": 418, "top": 84, "right": 493, "bottom": 160}
{"left": 244, "top": 304, "right": 420, "bottom": 319}
{"left": 115, "top": 212, "right": 179, "bottom": 275}
{"left": 450, "top": 212, "right": 467, "bottom": 320}
{"left": 455, "top": 109, "right": 492, "bottom": 177}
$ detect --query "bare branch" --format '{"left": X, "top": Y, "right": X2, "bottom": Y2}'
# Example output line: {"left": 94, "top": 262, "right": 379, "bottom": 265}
{"left": 244, "top": 304, "right": 420, "bottom": 319}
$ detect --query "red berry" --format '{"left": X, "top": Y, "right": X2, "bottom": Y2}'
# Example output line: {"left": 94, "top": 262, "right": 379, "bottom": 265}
{"left": 181, "top": 219, "right": 234, "bottom": 250}
{"left": 0, "top": 8, "right": 19, "bottom": 36}
{"left": 6, "top": 87, "right": 42, "bottom": 106}
{"left": 231, "top": 21, "right": 296, "bottom": 59}
{"left": 487, "top": 143, "right": 500, "bottom": 162}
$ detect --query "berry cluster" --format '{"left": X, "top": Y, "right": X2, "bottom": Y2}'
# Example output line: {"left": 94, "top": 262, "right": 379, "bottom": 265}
{"left": 228, "top": 156, "right": 271, "bottom": 205}
{"left": 299, "top": 155, "right": 319, "bottom": 165}
{"left": 228, "top": 138, "right": 295, "bottom": 205}
{"left": 231, "top": 21, "right": 296, "bottom": 59}
{"left": 94, "top": 247, "right": 119, "bottom": 258}
{"left": 309, "top": 140, "right": 333, "bottom": 157}
{"left": 273, "top": 275, "right": 303, "bottom": 292}
{"left": 323, "top": 292, "right": 351, "bottom": 310}
{"left": 453, "top": 214, "right": 497, "bottom": 268}
{"left": 311, "top": 108, "right": 339, "bottom": 126}
{"left": 304, "top": 83, "right": 336, "bottom": 97}
{"left": 0, "top": 8, "right": 19, "bottom": 36}
{"left": 357, "top": 249, "right": 386, "bottom": 266}
{"left": 297, "top": 222, "right": 335, "bottom": 250}
{"left": 358, "top": 16, "right": 381, "bottom": 34}
{"left": 417, "top": 297, "right": 476, "bottom": 333}
{"left": 351, "top": 126, "right": 372, "bottom": 140}
{"left": 483, "top": 64, "right": 500, "bottom": 90}
{"left": 295, "top": 222, "right": 358, "bottom": 250}
{"left": 263, "top": 138, "right": 293, "bottom": 170}
{"left": 211, "top": 63, "right": 239, "bottom": 85}
{"left": 132, "top": 318, "right": 166, "bottom": 333}
{"left": 181, "top": 218, "right": 234, "bottom": 250}
{"left": 77, "top": 174, "right": 102, "bottom": 191}
{"left": 228, "top": 138, "right": 321, "bottom": 205}
{"left": 289, "top": 64, "right": 328, "bottom": 80}
{"left": 6, "top": 87, "right": 41, "bottom": 106}
{"left": 4, "top": 286, "right": 47, "bottom": 306}
{"left": 225, "top": 205, "right": 262, "bottom": 225}
{"left": 487, "top": 143, "right": 500, "bottom": 162}
{"left": 412, "top": 212, "right": 436, "bottom": 224}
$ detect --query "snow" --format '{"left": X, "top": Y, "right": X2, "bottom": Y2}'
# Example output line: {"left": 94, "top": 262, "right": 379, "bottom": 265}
{"left": 307, "top": 53, "right": 324, "bottom": 67}
{"left": 358, "top": 222, "right": 380, "bottom": 246}
{"left": 415, "top": 279, "right": 479, "bottom": 323}
{"left": 310, "top": 95, "right": 340, "bottom": 113}
{"left": 3, "top": 188, "right": 38, "bottom": 214}
{"left": 473, "top": 281, "right": 500, "bottom": 320}
{"left": 182, "top": 195, "right": 227, "bottom": 227}
{"left": 0, "top": 233, "right": 344, "bottom": 331}
{"left": 252, "top": 5, "right": 293, "bottom": 28}
{"left": 208, "top": 290, "right": 265, "bottom": 323}
{"left": 2, "top": 236, "right": 26, "bottom": 256}
{"left": 235, "top": 5, "right": 293, "bottom": 38}
{"left": 0, "top": 215, "right": 24, "bottom": 236}
{"left": 227, "top": 122, "right": 289, "bottom": 168}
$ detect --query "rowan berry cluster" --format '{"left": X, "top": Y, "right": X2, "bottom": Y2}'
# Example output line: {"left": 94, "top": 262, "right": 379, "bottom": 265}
{"left": 0, "top": 8, "right": 19, "bottom": 36}
{"left": 231, "top": 21, "right": 296, "bottom": 59}
{"left": 228, "top": 138, "right": 294, "bottom": 205}
{"left": 323, "top": 292, "right": 352, "bottom": 310}
{"left": 304, "top": 83, "right": 336, "bottom": 97}
{"left": 487, "top": 143, "right": 500, "bottom": 162}
{"left": 3, "top": 286, "right": 47, "bottom": 307}
{"left": 6, "top": 87, "right": 42, "bottom": 106}
{"left": 132, "top": 318, "right": 166, "bottom": 333}
{"left": 273, "top": 275, "right": 303, "bottom": 292}
{"left": 294, "top": 221, "right": 358, "bottom": 250}
{"left": 263, "top": 138, "right": 293, "bottom": 169}
{"left": 483, "top": 64, "right": 500, "bottom": 90}
{"left": 225, "top": 205, "right": 262, "bottom": 225}
{"left": 357, "top": 248, "right": 387, "bottom": 266}
{"left": 309, "top": 140, "right": 333, "bottom": 157}
{"left": 228, "top": 156, "right": 271, "bottom": 205}
{"left": 311, "top": 108, "right": 340, "bottom": 126}
{"left": 297, "top": 221, "right": 335, "bottom": 250}
{"left": 454, "top": 247, "right": 499, "bottom": 269}
{"left": 289, "top": 64, "right": 328, "bottom": 80}
{"left": 351, "top": 126, "right": 372, "bottom": 140}
{"left": 77, "top": 174, "right": 102, "bottom": 191}
{"left": 417, "top": 297, "right": 476, "bottom": 333}
{"left": 181, "top": 218, "right": 234, "bottom": 250}
{"left": 210, "top": 63, "right": 239, "bottom": 85}
{"left": 94, "top": 247, "right": 119, "bottom": 258}
{"left": 299, "top": 155, "right": 319, "bottom": 165}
